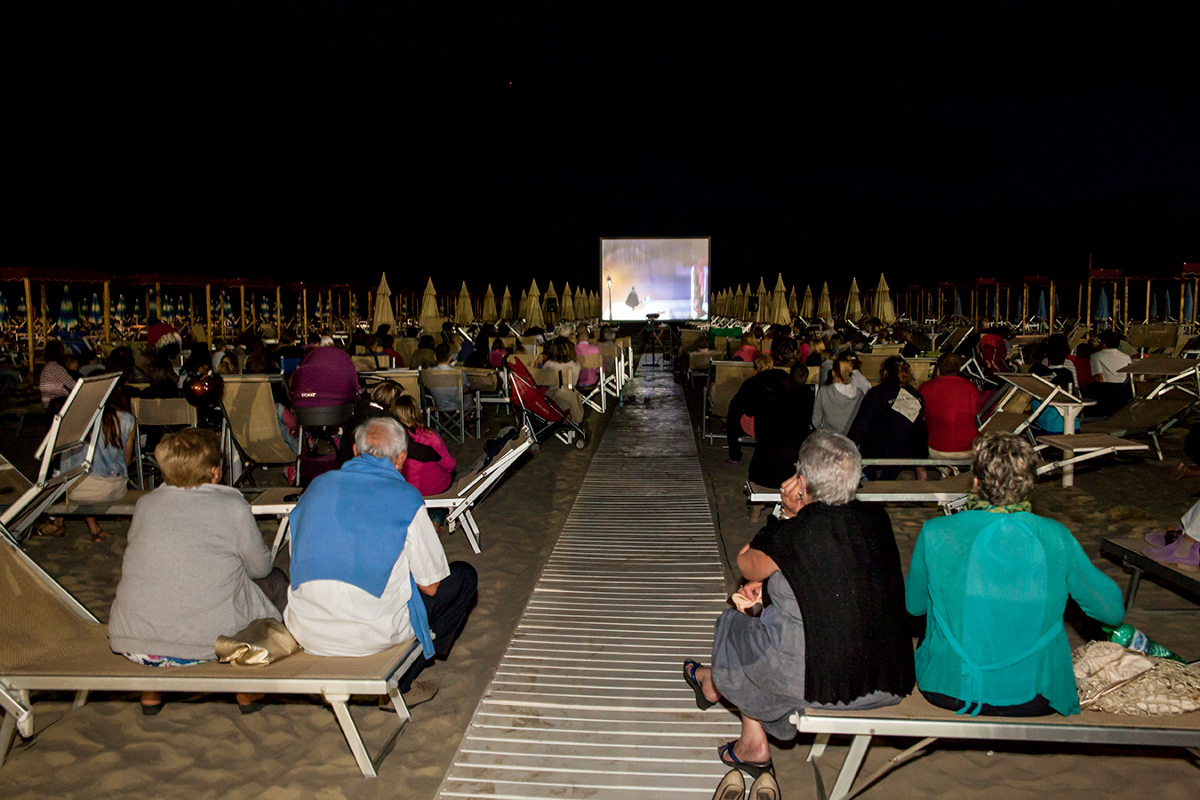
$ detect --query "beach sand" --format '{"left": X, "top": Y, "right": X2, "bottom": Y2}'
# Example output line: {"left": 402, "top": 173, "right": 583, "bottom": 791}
{"left": 1, "top": 376, "right": 1198, "bottom": 799}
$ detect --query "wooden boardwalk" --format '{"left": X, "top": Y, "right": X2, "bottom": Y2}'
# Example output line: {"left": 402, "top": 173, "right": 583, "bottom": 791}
{"left": 436, "top": 361, "right": 740, "bottom": 799}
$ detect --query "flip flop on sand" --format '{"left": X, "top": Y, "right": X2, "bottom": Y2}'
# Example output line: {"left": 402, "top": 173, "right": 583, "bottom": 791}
{"left": 718, "top": 740, "right": 773, "bottom": 780}
{"left": 37, "top": 519, "right": 67, "bottom": 538}
{"left": 683, "top": 660, "right": 716, "bottom": 710}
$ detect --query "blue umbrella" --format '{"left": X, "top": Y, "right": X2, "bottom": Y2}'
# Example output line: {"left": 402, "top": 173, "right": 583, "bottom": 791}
{"left": 58, "top": 286, "right": 78, "bottom": 330}
{"left": 926, "top": 293, "right": 933, "bottom": 315}
{"left": 161, "top": 295, "right": 174, "bottom": 318}
{"left": 222, "top": 292, "right": 232, "bottom": 318}
{"left": 1164, "top": 288, "right": 1173, "bottom": 320}
{"left": 1036, "top": 291, "right": 1047, "bottom": 320}
{"left": 990, "top": 292, "right": 1000, "bottom": 320}
{"left": 954, "top": 291, "right": 963, "bottom": 318}
{"left": 1095, "top": 288, "right": 1110, "bottom": 321}
{"left": 89, "top": 293, "right": 102, "bottom": 324}
{"left": 133, "top": 299, "right": 142, "bottom": 322}
{"left": 260, "top": 296, "right": 270, "bottom": 320}
{"left": 17, "top": 298, "right": 26, "bottom": 316}
{"left": 0, "top": 295, "right": 9, "bottom": 327}
{"left": 115, "top": 294, "right": 126, "bottom": 320}
{"left": 1150, "top": 292, "right": 1159, "bottom": 319}
{"left": 1185, "top": 283, "right": 1194, "bottom": 322}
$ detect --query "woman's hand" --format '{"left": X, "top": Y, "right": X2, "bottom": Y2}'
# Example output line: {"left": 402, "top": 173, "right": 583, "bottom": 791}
{"left": 780, "top": 474, "right": 805, "bottom": 519}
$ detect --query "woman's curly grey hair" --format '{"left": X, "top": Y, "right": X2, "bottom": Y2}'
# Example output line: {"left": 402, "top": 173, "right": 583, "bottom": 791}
{"left": 971, "top": 431, "right": 1037, "bottom": 506}
{"left": 797, "top": 430, "right": 862, "bottom": 505}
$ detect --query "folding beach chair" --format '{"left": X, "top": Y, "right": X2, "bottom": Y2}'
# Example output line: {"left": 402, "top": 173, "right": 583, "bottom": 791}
{"left": 362, "top": 368, "right": 422, "bottom": 412}
{"left": 465, "top": 366, "right": 509, "bottom": 420}
{"left": 575, "top": 352, "right": 607, "bottom": 413}
{"left": 0, "top": 529, "right": 422, "bottom": 778}
{"left": 219, "top": 375, "right": 300, "bottom": 488}
{"left": 1080, "top": 394, "right": 1195, "bottom": 460}
{"left": 598, "top": 342, "right": 622, "bottom": 400}
{"left": 0, "top": 373, "right": 121, "bottom": 542}
{"left": 702, "top": 360, "right": 755, "bottom": 443}
{"left": 425, "top": 427, "right": 534, "bottom": 553}
{"left": 130, "top": 397, "right": 198, "bottom": 489}
{"left": 421, "top": 368, "right": 477, "bottom": 442}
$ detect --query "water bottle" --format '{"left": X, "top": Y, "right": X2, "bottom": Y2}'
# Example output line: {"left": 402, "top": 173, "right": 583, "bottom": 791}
{"left": 1102, "top": 623, "right": 1185, "bottom": 663}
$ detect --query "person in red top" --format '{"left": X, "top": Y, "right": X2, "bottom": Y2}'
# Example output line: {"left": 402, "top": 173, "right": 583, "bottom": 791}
{"left": 919, "top": 353, "right": 982, "bottom": 458}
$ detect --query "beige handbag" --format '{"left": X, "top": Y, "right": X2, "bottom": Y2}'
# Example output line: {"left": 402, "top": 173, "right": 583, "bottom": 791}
{"left": 215, "top": 619, "right": 301, "bottom": 667}
{"left": 1074, "top": 640, "right": 1200, "bottom": 715}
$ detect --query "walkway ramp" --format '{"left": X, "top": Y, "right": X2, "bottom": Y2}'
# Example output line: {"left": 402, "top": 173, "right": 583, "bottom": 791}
{"left": 437, "top": 363, "right": 740, "bottom": 798}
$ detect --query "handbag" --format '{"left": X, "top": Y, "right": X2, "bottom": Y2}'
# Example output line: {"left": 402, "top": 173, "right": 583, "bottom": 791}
{"left": 215, "top": 618, "right": 301, "bottom": 667}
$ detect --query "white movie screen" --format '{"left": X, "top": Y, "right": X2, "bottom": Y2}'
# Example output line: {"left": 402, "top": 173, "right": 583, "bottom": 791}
{"left": 600, "top": 237, "right": 710, "bottom": 321}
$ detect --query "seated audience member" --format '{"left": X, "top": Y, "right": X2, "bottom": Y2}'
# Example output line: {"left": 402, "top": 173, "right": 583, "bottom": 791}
{"left": 732, "top": 332, "right": 759, "bottom": 363}
{"left": 410, "top": 335, "right": 439, "bottom": 370}
{"left": 41, "top": 392, "right": 136, "bottom": 542}
{"left": 685, "top": 432, "right": 914, "bottom": 775}
{"left": 536, "top": 337, "right": 585, "bottom": 424}
{"left": 107, "top": 428, "right": 288, "bottom": 714}
{"left": 394, "top": 395, "right": 456, "bottom": 497}
{"left": 1082, "top": 330, "right": 1133, "bottom": 416}
{"left": 378, "top": 334, "right": 405, "bottom": 367}
{"left": 488, "top": 338, "right": 509, "bottom": 368}
{"left": 290, "top": 340, "right": 361, "bottom": 410}
{"left": 1043, "top": 333, "right": 1077, "bottom": 389}
{"left": 426, "top": 344, "right": 468, "bottom": 412}
{"left": 574, "top": 324, "right": 601, "bottom": 388}
{"left": 726, "top": 339, "right": 813, "bottom": 488}
{"left": 919, "top": 353, "right": 982, "bottom": 459}
{"left": 906, "top": 432, "right": 1123, "bottom": 716}
{"left": 39, "top": 340, "right": 77, "bottom": 413}
{"left": 285, "top": 417, "right": 478, "bottom": 706}
{"left": 849, "top": 356, "right": 929, "bottom": 480}
{"left": 812, "top": 352, "right": 864, "bottom": 435}
{"left": 336, "top": 379, "right": 407, "bottom": 467}
{"left": 1069, "top": 342, "right": 1095, "bottom": 389}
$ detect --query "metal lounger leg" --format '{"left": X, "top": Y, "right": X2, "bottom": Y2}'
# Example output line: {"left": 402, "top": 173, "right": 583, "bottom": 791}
{"left": 829, "top": 733, "right": 873, "bottom": 800}
{"left": 0, "top": 710, "right": 16, "bottom": 768}
{"left": 1124, "top": 563, "right": 1143, "bottom": 611}
{"left": 72, "top": 690, "right": 89, "bottom": 710}
{"left": 271, "top": 514, "right": 292, "bottom": 559}
{"left": 461, "top": 511, "right": 481, "bottom": 554}
{"left": 327, "top": 693, "right": 378, "bottom": 778}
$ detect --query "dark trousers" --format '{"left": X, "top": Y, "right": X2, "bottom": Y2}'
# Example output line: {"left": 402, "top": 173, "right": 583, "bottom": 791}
{"left": 922, "top": 688, "right": 1054, "bottom": 717}
{"left": 253, "top": 566, "right": 290, "bottom": 615}
{"left": 399, "top": 561, "right": 479, "bottom": 691}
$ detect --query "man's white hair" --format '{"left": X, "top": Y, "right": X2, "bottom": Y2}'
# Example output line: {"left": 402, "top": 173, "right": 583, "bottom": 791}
{"left": 355, "top": 416, "right": 409, "bottom": 461}
{"left": 797, "top": 431, "right": 861, "bottom": 505}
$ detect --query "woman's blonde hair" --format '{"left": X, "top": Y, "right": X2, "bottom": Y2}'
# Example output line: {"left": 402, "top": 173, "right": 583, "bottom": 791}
{"left": 155, "top": 428, "right": 221, "bottom": 488}
{"left": 972, "top": 432, "right": 1038, "bottom": 506}
{"left": 753, "top": 353, "right": 774, "bottom": 373}
{"left": 369, "top": 379, "right": 405, "bottom": 413}
{"left": 392, "top": 394, "right": 425, "bottom": 431}
{"left": 827, "top": 352, "right": 854, "bottom": 385}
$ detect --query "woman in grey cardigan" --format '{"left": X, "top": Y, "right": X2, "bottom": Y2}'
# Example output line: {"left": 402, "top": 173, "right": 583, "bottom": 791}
{"left": 108, "top": 428, "right": 287, "bottom": 715}
{"left": 812, "top": 353, "right": 865, "bottom": 435}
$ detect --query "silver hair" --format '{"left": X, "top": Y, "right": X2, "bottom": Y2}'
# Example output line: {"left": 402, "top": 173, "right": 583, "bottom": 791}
{"left": 355, "top": 416, "right": 409, "bottom": 461}
{"left": 797, "top": 430, "right": 862, "bottom": 505}
{"left": 971, "top": 431, "right": 1037, "bottom": 506}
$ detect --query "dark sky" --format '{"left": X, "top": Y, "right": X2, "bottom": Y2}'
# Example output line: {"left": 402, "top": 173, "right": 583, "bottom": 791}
{"left": 6, "top": 2, "right": 1199, "bottom": 295}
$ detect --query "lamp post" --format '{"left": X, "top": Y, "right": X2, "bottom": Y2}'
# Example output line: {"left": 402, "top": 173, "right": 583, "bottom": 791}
{"left": 607, "top": 276, "right": 613, "bottom": 322}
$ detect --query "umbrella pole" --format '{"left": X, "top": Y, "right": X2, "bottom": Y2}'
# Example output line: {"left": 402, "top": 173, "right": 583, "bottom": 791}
{"left": 205, "top": 285, "right": 213, "bottom": 346}
{"left": 276, "top": 287, "right": 282, "bottom": 332}
{"left": 1048, "top": 282, "right": 1055, "bottom": 331}
{"left": 1123, "top": 278, "right": 1129, "bottom": 332}
{"left": 1145, "top": 281, "right": 1151, "bottom": 324}
{"left": 40, "top": 285, "right": 48, "bottom": 345}
{"left": 1085, "top": 278, "right": 1092, "bottom": 329}
{"left": 103, "top": 281, "right": 111, "bottom": 345}
{"left": 302, "top": 290, "right": 308, "bottom": 336}
{"left": 239, "top": 286, "right": 247, "bottom": 332}
{"left": 23, "top": 278, "right": 34, "bottom": 376}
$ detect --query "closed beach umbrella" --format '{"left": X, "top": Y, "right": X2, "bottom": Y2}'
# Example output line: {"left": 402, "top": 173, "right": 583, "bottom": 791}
{"left": 525, "top": 279, "right": 545, "bottom": 329}
{"left": 732, "top": 285, "right": 745, "bottom": 320}
{"left": 788, "top": 286, "right": 798, "bottom": 316}
{"left": 418, "top": 278, "right": 441, "bottom": 333}
{"left": 755, "top": 278, "right": 769, "bottom": 323}
{"left": 1185, "top": 283, "right": 1194, "bottom": 323}
{"left": 0, "top": 295, "right": 9, "bottom": 327}
{"left": 1036, "top": 291, "right": 1048, "bottom": 320}
{"left": 499, "top": 286, "right": 514, "bottom": 320}
{"left": 115, "top": 294, "right": 126, "bottom": 320}
{"left": 800, "top": 286, "right": 814, "bottom": 319}
{"left": 455, "top": 282, "right": 474, "bottom": 324}
{"left": 373, "top": 273, "right": 397, "bottom": 333}
{"left": 845, "top": 278, "right": 862, "bottom": 321}
{"left": 1164, "top": 288, "right": 1173, "bottom": 320}
{"left": 871, "top": 275, "right": 896, "bottom": 324}
{"left": 133, "top": 299, "right": 142, "bottom": 322}
{"left": 1095, "top": 288, "right": 1110, "bottom": 321}
{"left": 561, "top": 282, "right": 576, "bottom": 320}
{"left": 769, "top": 274, "right": 790, "bottom": 325}
{"left": 519, "top": 290, "right": 528, "bottom": 319}
{"left": 482, "top": 285, "right": 498, "bottom": 322}
{"left": 162, "top": 295, "right": 174, "bottom": 319}
{"left": 1150, "top": 292, "right": 1159, "bottom": 319}
{"left": 954, "top": 291, "right": 963, "bottom": 319}
{"left": 543, "top": 281, "right": 559, "bottom": 326}
{"left": 58, "top": 286, "right": 78, "bottom": 330}
{"left": 90, "top": 293, "right": 103, "bottom": 324}
{"left": 259, "top": 296, "right": 270, "bottom": 321}
{"left": 817, "top": 282, "right": 832, "bottom": 321}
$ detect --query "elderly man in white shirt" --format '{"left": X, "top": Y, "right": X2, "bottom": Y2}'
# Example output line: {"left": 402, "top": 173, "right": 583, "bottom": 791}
{"left": 285, "top": 416, "right": 478, "bottom": 706}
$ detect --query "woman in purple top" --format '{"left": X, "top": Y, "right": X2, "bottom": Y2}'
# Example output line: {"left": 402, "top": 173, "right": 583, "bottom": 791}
{"left": 289, "top": 344, "right": 360, "bottom": 409}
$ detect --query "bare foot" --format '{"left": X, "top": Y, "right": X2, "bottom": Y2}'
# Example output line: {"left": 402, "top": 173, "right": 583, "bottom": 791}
{"left": 236, "top": 692, "right": 264, "bottom": 707}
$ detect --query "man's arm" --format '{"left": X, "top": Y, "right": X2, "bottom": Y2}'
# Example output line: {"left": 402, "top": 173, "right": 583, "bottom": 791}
{"left": 737, "top": 542, "right": 781, "bottom": 582}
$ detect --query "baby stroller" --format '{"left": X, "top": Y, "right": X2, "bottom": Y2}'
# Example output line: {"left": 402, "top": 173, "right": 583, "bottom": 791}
{"left": 505, "top": 356, "right": 588, "bottom": 449}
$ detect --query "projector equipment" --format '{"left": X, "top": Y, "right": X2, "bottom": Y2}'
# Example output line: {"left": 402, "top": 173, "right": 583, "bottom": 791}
{"left": 646, "top": 313, "right": 660, "bottom": 320}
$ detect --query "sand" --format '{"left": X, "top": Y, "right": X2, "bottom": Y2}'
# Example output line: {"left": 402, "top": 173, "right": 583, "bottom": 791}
{"left": 1, "top": 376, "right": 1198, "bottom": 799}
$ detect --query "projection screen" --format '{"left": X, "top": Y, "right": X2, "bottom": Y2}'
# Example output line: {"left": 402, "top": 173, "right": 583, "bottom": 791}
{"left": 600, "top": 237, "right": 710, "bottom": 322}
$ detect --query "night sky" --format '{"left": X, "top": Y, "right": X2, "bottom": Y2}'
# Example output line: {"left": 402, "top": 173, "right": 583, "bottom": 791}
{"left": 7, "top": 2, "right": 1199, "bottom": 295}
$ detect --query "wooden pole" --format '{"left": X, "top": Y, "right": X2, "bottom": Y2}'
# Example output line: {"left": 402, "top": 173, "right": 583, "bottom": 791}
{"left": 40, "top": 285, "right": 48, "bottom": 345}
{"left": 154, "top": 283, "right": 162, "bottom": 320}
{"left": 239, "top": 286, "right": 247, "bottom": 332}
{"left": 1048, "top": 282, "right": 1056, "bottom": 331}
{"left": 23, "top": 278, "right": 34, "bottom": 377}
{"left": 1122, "top": 278, "right": 1129, "bottom": 332}
{"left": 1085, "top": 278, "right": 1092, "bottom": 329}
{"left": 103, "top": 281, "right": 111, "bottom": 344}
{"left": 275, "top": 286, "right": 282, "bottom": 333}
{"left": 204, "top": 285, "right": 213, "bottom": 346}
{"left": 1145, "top": 281, "right": 1151, "bottom": 324}
{"left": 302, "top": 289, "right": 308, "bottom": 337}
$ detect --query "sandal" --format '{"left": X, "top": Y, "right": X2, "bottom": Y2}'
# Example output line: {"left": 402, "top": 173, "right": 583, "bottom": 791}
{"left": 717, "top": 739, "right": 773, "bottom": 780}
{"left": 683, "top": 660, "right": 717, "bottom": 710}
{"left": 90, "top": 529, "right": 108, "bottom": 543}
{"left": 37, "top": 519, "right": 67, "bottom": 538}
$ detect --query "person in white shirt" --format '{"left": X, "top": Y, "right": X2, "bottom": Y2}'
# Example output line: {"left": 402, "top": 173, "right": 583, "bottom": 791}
{"left": 1083, "top": 330, "right": 1133, "bottom": 416}
{"left": 285, "top": 417, "right": 478, "bottom": 705}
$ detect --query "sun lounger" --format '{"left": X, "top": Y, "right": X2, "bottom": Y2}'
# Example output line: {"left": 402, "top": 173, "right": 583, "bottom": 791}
{"left": 1100, "top": 537, "right": 1200, "bottom": 611}
{"left": 747, "top": 469, "right": 976, "bottom": 517}
{"left": 0, "top": 374, "right": 121, "bottom": 541}
{"left": 0, "top": 530, "right": 422, "bottom": 778}
{"left": 791, "top": 691, "right": 1200, "bottom": 800}
{"left": 1117, "top": 357, "right": 1200, "bottom": 399}
{"left": 1079, "top": 395, "right": 1194, "bottom": 460}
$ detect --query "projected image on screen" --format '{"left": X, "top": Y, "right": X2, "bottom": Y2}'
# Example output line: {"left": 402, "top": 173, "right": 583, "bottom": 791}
{"left": 601, "top": 237, "right": 710, "bottom": 322}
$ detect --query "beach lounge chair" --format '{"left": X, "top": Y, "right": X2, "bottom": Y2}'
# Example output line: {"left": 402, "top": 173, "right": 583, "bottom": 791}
{"left": 1100, "top": 536, "right": 1200, "bottom": 611}
{"left": 425, "top": 427, "right": 534, "bottom": 553}
{"left": 747, "top": 468, "right": 975, "bottom": 518}
{"left": 1079, "top": 394, "right": 1194, "bottom": 460}
{"left": 1117, "top": 357, "right": 1200, "bottom": 399}
{"left": 219, "top": 375, "right": 300, "bottom": 488}
{"left": 0, "top": 373, "right": 122, "bottom": 542}
{"left": 0, "top": 530, "right": 422, "bottom": 778}
{"left": 791, "top": 692, "right": 1200, "bottom": 800}
{"left": 702, "top": 360, "right": 755, "bottom": 443}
